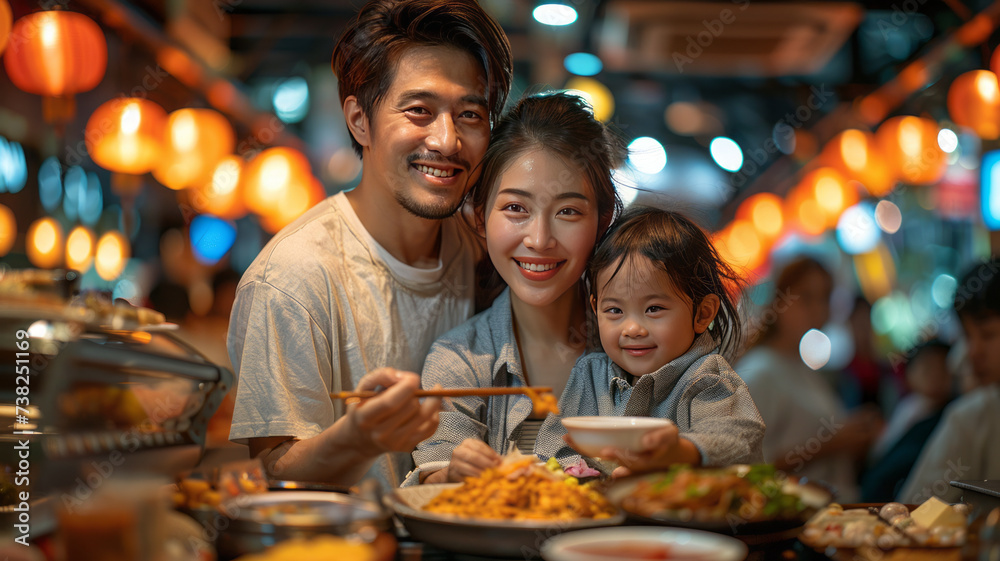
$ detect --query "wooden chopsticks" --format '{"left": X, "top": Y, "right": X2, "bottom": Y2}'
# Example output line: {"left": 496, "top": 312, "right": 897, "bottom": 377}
{"left": 331, "top": 386, "right": 554, "bottom": 400}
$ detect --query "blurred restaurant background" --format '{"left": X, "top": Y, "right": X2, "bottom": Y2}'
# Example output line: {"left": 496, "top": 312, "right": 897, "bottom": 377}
{"left": 2, "top": 0, "right": 1000, "bottom": 422}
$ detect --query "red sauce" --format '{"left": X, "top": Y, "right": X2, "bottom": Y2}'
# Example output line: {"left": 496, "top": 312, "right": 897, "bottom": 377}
{"left": 564, "top": 542, "right": 712, "bottom": 560}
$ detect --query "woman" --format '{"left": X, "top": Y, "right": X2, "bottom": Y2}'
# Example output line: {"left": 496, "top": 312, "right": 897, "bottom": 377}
{"left": 736, "top": 257, "right": 881, "bottom": 502}
{"left": 406, "top": 92, "right": 625, "bottom": 485}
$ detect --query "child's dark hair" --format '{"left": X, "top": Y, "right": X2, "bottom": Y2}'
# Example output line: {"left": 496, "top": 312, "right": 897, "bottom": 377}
{"left": 588, "top": 206, "right": 747, "bottom": 360}
{"left": 954, "top": 258, "right": 1000, "bottom": 319}
{"left": 469, "top": 91, "right": 626, "bottom": 301}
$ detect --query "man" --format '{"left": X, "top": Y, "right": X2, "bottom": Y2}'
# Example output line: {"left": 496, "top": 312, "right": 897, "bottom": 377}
{"left": 897, "top": 259, "right": 1000, "bottom": 504}
{"left": 227, "top": 0, "right": 512, "bottom": 487}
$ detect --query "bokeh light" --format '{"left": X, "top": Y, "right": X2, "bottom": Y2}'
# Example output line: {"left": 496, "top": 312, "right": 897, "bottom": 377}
{"left": 0, "top": 137, "right": 26, "bottom": 194}
{"left": 874, "top": 200, "right": 903, "bottom": 234}
{"left": 0, "top": 204, "right": 15, "bottom": 257}
{"left": 938, "top": 128, "right": 959, "bottom": 153}
{"left": 95, "top": 231, "right": 129, "bottom": 281}
{"left": 189, "top": 214, "right": 237, "bottom": 266}
{"left": 533, "top": 4, "right": 577, "bottom": 26}
{"left": 799, "top": 329, "right": 832, "bottom": 370}
{"left": 836, "top": 202, "right": 880, "bottom": 255}
{"left": 709, "top": 137, "right": 743, "bottom": 172}
{"left": 273, "top": 77, "right": 310, "bottom": 124}
{"left": 931, "top": 274, "right": 957, "bottom": 309}
{"left": 38, "top": 156, "right": 62, "bottom": 211}
{"left": 564, "top": 52, "right": 602, "bottom": 76}
{"left": 627, "top": 137, "right": 667, "bottom": 175}
{"left": 65, "top": 226, "right": 95, "bottom": 273}
{"left": 564, "top": 77, "right": 614, "bottom": 122}
{"left": 27, "top": 217, "right": 63, "bottom": 269}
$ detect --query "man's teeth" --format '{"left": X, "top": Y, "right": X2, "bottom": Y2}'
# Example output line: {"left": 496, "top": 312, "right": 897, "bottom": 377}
{"left": 416, "top": 164, "right": 456, "bottom": 178}
{"left": 517, "top": 261, "right": 559, "bottom": 272}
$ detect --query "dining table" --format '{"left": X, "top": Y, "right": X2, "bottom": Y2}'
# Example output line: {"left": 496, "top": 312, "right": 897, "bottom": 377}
{"left": 389, "top": 502, "right": 1000, "bottom": 561}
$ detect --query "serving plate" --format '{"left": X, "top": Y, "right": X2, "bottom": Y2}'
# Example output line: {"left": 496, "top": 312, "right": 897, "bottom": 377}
{"left": 215, "top": 491, "right": 394, "bottom": 560}
{"left": 604, "top": 465, "right": 833, "bottom": 537}
{"left": 541, "top": 526, "right": 748, "bottom": 561}
{"left": 386, "top": 483, "right": 625, "bottom": 558}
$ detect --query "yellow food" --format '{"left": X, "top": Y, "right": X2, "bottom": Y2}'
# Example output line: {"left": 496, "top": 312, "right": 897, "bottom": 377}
{"left": 523, "top": 387, "right": 560, "bottom": 416}
{"left": 234, "top": 536, "right": 373, "bottom": 561}
{"left": 423, "top": 458, "right": 615, "bottom": 521}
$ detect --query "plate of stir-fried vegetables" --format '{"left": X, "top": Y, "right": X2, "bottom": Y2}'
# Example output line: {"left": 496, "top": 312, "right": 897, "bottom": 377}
{"left": 605, "top": 464, "right": 832, "bottom": 535}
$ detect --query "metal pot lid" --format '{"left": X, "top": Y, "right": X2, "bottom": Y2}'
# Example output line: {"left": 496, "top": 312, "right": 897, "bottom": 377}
{"left": 220, "top": 491, "right": 389, "bottom": 534}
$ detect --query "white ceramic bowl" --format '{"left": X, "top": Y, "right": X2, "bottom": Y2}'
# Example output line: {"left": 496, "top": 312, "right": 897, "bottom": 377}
{"left": 541, "top": 526, "right": 748, "bottom": 561}
{"left": 561, "top": 416, "right": 674, "bottom": 458}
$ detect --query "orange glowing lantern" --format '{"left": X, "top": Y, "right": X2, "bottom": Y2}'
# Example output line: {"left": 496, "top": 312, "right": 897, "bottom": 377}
{"left": 989, "top": 44, "right": 1000, "bottom": 77}
{"left": 0, "top": 1, "right": 11, "bottom": 56}
{"left": 195, "top": 156, "right": 247, "bottom": 219}
{"left": 65, "top": 225, "right": 95, "bottom": 272}
{"left": 820, "top": 129, "right": 897, "bottom": 197}
{"left": 784, "top": 182, "right": 828, "bottom": 237}
{"left": 736, "top": 193, "right": 784, "bottom": 246}
{"left": 242, "top": 147, "right": 314, "bottom": 217}
{"left": 723, "top": 219, "right": 765, "bottom": 271}
{"left": 947, "top": 70, "right": 1000, "bottom": 140}
{"left": 95, "top": 230, "right": 129, "bottom": 281}
{"left": 0, "top": 204, "right": 15, "bottom": 257}
{"left": 259, "top": 176, "right": 325, "bottom": 233}
{"left": 796, "top": 167, "right": 858, "bottom": 230}
{"left": 3, "top": 10, "right": 106, "bottom": 96}
{"left": 27, "top": 217, "right": 63, "bottom": 268}
{"left": 86, "top": 98, "right": 168, "bottom": 175}
{"left": 875, "top": 116, "right": 947, "bottom": 186}
{"left": 153, "top": 108, "right": 235, "bottom": 190}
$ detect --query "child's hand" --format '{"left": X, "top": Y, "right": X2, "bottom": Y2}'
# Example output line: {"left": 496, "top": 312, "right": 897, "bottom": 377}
{"left": 598, "top": 423, "right": 700, "bottom": 475}
{"left": 446, "top": 438, "right": 501, "bottom": 483}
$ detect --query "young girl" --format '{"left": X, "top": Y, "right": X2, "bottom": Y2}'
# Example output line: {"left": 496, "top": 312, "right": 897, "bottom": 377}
{"left": 405, "top": 92, "right": 625, "bottom": 485}
{"left": 538, "top": 206, "right": 765, "bottom": 477}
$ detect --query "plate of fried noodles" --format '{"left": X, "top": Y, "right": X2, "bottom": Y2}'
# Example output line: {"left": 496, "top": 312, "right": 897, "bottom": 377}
{"left": 386, "top": 454, "right": 623, "bottom": 557}
{"left": 605, "top": 464, "right": 832, "bottom": 536}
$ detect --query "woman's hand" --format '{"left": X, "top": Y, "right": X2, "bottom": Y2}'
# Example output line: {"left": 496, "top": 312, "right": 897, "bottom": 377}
{"left": 446, "top": 438, "right": 501, "bottom": 482}
{"left": 346, "top": 368, "right": 441, "bottom": 454}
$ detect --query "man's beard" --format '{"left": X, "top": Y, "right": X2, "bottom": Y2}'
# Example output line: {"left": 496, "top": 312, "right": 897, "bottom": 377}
{"left": 394, "top": 190, "right": 464, "bottom": 220}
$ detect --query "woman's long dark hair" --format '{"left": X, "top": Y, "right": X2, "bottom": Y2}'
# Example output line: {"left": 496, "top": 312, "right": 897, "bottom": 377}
{"left": 588, "top": 205, "right": 748, "bottom": 361}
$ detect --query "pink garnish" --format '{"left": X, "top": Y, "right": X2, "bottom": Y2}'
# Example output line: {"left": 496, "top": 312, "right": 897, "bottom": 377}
{"left": 565, "top": 460, "right": 600, "bottom": 478}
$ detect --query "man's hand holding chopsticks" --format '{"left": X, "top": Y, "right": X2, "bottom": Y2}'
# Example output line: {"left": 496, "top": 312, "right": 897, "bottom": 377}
{"left": 346, "top": 368, "right": 442, "bottom": 454}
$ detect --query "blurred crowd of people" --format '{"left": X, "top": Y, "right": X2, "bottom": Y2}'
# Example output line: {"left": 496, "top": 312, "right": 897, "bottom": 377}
{"left": 740, "top": 255, "right": 1000, "bottom": 504}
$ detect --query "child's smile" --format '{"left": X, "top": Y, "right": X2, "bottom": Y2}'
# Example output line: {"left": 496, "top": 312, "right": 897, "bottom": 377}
{"left": 593, "top": 255, "right": 702, "bottom": 376}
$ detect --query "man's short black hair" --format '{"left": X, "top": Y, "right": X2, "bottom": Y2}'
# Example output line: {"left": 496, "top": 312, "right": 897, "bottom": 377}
{"left": 954, "top": 258, "right": 1000, "bottom": 319}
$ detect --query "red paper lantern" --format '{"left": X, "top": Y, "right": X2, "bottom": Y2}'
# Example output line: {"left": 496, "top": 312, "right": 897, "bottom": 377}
{"left": 735, "top": 193, "right": 784, "bottom": 246}
{"left": 947, "top": 70, "right": 1000, "bottom": 140}
{"left": 0, "top": 1, "right": 12, "bottom": 56}
{"left": 3, "top": 10, "right": 106, "bottom": 96}
{"left": 85, "top": 98, "right": 168, "bottom": 175}
{"left": 259, "top": 176, "right": 325, "bottom": 233}
{"left": 875, "top": 116, "right": 947, "bottom": 186}
{"left": 194, "top": 156, "right": 247, "bottom": 220}
{"left": 242, "top": 147, "right": 314, "bottom": 216}
{"left": 820, "top": 129, "right": 897, "bottom": 196}
{"left": 153, "top": 108, "right": 235, "bottom": 190}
